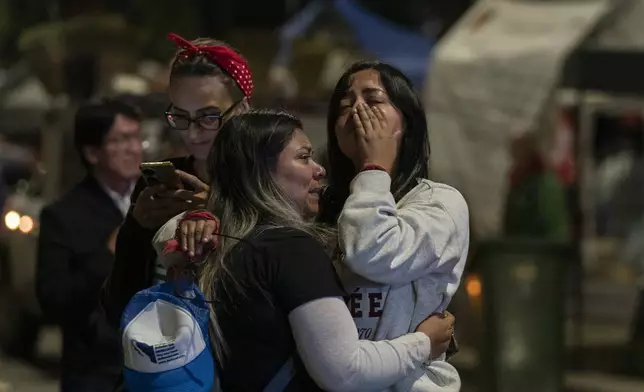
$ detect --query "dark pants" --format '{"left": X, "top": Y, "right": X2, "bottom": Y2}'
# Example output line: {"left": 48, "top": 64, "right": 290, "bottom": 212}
{"left": 61, "top": 374, "right": 118, "bottom": 392}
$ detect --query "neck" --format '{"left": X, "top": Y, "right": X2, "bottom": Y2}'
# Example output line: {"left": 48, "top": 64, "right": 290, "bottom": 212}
{"left": 193, "top": 158, "right": 209, "bottom": 182}
{"left": 93, "top": 169, "right": 131, "bottom": 196}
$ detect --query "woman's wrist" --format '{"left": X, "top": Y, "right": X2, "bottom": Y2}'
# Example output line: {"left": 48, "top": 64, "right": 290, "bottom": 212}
{"left": 359, "top": 163, "right": 389, "bottom": 174}
{"left": 350, "top": 167, "right": 392, "bottom": 194}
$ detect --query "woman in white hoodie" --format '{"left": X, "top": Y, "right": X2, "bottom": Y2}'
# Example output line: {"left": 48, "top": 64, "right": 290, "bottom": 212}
{"left": 317, "top": 60, "right": 470, "bottom": 392}
{"left": 178, "top": 61, "right": 468, "bottom": 391}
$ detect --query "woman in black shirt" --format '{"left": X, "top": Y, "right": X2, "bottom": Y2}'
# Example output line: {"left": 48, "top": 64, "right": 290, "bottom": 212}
{"left": 200, "top": 109, "right": 454, "bottom": 391}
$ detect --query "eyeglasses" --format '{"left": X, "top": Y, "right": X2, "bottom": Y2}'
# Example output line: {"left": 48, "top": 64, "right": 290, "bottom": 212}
{"left": 104, "top": 133, "right": 141, "bottom": 148}
{"left": 164, "top": 101, "right": 241, "bottom": 131}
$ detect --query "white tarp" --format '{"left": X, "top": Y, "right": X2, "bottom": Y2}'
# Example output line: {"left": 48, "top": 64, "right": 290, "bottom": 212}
{"left": 592, "top": 0, "right": 644, "bottom": 49}
{"left": 425, "top": 0, "right": 612, "bottom": 238}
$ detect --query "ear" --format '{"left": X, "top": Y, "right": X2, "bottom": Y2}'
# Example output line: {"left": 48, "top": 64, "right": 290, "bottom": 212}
{"left": 82, "top": 146, "right": 100, "bottom": 166}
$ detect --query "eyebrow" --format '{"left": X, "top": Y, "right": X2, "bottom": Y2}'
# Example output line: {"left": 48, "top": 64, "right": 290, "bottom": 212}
{"left": 341, "top": 87, "right": 387, "bottom": 99}
{"left": 363, "top": 87, "right": 386, "bottom": 94}
{"left": 170, "top": 105, "right": 222, "bottom": 115}
{"left": 297, "top": 145, "right": 313, "bottom": 153}
{"left": 196, "top": 106, "right": 222, "bottom": 115}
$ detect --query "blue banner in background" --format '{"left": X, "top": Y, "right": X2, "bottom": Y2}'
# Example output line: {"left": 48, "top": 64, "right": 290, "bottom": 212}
{"left": 276, "top": 0, "right": 434, "bottom": 89}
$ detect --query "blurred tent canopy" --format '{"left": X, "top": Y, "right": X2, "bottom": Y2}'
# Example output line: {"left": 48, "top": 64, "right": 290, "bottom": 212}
{"left": 426, "top": 0, "right": 612, "bottom": 239}
{"left": 427, "top": 0, "right": 644, "bottom": 239}
{"left": 561, "top": 0, "right": 644, "bottom": 95}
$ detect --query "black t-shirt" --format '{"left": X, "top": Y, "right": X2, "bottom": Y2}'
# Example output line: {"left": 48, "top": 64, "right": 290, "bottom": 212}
{"left": 215, "top": 227, "right": 345, "bottom": 392}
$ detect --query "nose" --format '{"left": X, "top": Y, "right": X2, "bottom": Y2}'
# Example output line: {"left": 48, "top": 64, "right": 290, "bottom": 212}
{"left": 186, "top": 123, "right": 202, "bottom": 141}
{"left": 128, "top": 139, "right": 142, "bottom": 154}
{"left": 313, "top": 161, "right": 326, "bottom": 180}
{"left": 351, "top": 96, "right": 366, "bottom": 111}
{"left": 122, "top": 134, "right": 142, "bottom": 154}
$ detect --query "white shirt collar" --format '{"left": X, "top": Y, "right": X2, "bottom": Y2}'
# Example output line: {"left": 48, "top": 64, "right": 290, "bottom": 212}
{"left": 98, "top": 179, "right": 136, "bottom": 217}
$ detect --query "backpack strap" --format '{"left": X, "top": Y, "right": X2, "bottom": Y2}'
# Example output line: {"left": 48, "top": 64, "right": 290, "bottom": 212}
{"left": 263, "top": 356, "right": 296, "bottom": 392}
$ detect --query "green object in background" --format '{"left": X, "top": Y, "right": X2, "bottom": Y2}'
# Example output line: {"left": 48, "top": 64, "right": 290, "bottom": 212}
{"left": 504, "top": 172, "right": 570, "bottom": 241}
{"left": 478, "top": 240, "right": 573, "bottom": 392}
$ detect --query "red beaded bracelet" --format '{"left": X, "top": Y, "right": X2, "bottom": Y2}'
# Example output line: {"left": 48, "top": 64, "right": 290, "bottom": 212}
{"left": 360, "top": 164, "right": 388, "bottom": 173}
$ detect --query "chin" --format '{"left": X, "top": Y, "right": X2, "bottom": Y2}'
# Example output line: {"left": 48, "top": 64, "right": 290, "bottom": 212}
{"left": 188, "top": 145, "right": 213, "bottom": 160}
{"left": 304, "top": 201, "right": 319, "bottom": 220}
{"left": 119, "top": 168, "right": 142, "bottom": 181}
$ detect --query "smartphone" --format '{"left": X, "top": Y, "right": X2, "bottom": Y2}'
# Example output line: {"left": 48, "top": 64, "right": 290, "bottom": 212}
{"left": 446, "top": 333, "right": 459, "bottom": 360}
{"left": 140, "top": 161, "right": 182, "bottom": 189}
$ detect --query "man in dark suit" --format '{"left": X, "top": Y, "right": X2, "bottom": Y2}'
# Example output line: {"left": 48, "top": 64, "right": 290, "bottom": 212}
{"left": 36, "top": 99, "right": 142, "bottom": 392}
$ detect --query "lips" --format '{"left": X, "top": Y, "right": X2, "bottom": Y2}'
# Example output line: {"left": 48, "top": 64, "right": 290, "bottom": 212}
{"left": 308, "top": 186, "right": 323, "bottom": 197}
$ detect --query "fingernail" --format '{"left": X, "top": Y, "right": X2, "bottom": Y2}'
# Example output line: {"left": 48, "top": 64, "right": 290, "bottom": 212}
{"left": 189, "top": 251, "right": 194, "bottom": 257}
{"left": 202, "top": 236, "right": 209, "bottom": 242}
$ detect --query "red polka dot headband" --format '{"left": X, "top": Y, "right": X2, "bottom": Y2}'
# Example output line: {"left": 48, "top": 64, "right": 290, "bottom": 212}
{"left": 168, "top": 33, "right": 254, "bottom": 98}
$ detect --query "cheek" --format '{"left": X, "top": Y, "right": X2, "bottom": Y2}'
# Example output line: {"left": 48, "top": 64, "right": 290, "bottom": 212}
{"left": 202, "top": 131, "right": 219, "bottom": 144}
{"left": 277, "top": 166, "right": 312, "bottom": 200}
{"left": 383, "top": 107, "right": 403, "bottom": 134}
{"left": 334, "top": 115, "right": 356, "bottom": 153}
{"left": 178, "top": 132, "right": 191, "bottom": 145}
{"left": 336, "top": 112, "right": 350, "bottom": 130}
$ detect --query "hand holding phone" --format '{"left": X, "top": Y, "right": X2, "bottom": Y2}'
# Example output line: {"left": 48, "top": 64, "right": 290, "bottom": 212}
{"left": 140, "top": 161, "right": 183, "bottom": 189}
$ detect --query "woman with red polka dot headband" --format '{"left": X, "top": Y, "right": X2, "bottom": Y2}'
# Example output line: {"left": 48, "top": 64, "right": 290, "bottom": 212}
{"left": 100, "top": 33, "right": 254, "bottom": 334}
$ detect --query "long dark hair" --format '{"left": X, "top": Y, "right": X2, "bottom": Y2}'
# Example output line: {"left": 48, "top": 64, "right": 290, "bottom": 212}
{"left": 319, "top": 60, "right": 431, "bottom": 224}
{"left": 200, "top": 109, "right": 328, "bottom": 360}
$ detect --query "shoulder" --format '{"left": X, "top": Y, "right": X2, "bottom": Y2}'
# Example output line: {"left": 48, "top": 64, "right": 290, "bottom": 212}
{"left": 40, "top": 197, "right": 74, "bottom": 232}
{"left": 39, "top": 202, "right": 59, "bottom": 222}
{"left": 246, "top": 227, "right": 343, "bottom": 312}
{"left": 414, "top": 179, "right": 467, "bottom": 207}
{"left": 41, "top": 181, "right": 89, "bottom": 219}
{"left": 411, "top": 180, "right": 469, "bottom": 229}
{"left": 250, "top": 227, "right": 326, "bottom": 255}
{"left": 233, "top": 227, "right": 331, "bottom": 273}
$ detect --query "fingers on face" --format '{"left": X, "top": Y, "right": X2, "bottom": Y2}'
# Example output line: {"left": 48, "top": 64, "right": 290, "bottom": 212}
{"left": 353, "top": 108, "right": 367, "bottom": 137}
{"left": 366, "top": 104, "right": 379, "bottom": 125}
{"left": 358, "top": 103, "right": 376, "bottom": 130}
{"left": 353, "top": 103, "right": 389, "bottom": 139}
{"left": 372, "top": 105, "right": 387, "bottom": 128}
